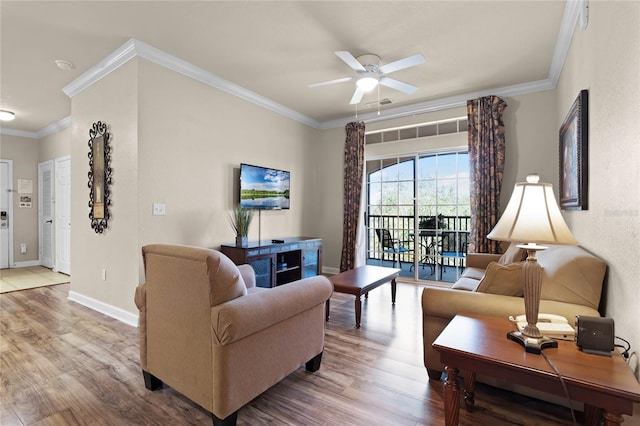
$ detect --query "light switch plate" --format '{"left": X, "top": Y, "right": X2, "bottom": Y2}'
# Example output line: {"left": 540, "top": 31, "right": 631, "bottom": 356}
{"left": 152, "top": 203, "right": 166, "bottom": 216}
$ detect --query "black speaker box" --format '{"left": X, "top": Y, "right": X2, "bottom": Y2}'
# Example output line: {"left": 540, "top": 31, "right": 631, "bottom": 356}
{"left": 575, "top": 315, "right": 614, "bottom": 356}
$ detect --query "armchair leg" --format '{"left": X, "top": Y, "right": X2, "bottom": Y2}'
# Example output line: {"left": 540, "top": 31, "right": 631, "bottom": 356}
{"left": 305, "top": 352, "right": 323, "bottom": 372}
{"left": 212, "top": 411, "right": 238, "bottom": 426}
{"left": 142, "top": 370, "right": 163, "bottom": 390}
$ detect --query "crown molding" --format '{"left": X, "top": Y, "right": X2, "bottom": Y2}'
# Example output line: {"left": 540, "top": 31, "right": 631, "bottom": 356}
{"left": 132, "top": 39, "right": 322, "bottom": 128}
{"left": 0, "top": 127, "right": 39, "bottom": 138}
{"left": 36, "top": 116, "right": 72, "bottom": 138}
{"left": 319, "top": 78, "right": 556, "bottom": 130}
{"left": 320, "top": 0, "right": 578, "bottom": 130}
{"left": 63, "top": 39, "right": 138, "bottom": 97}
{"left": 27, "top": 2, "right": 579, "bottom": 135}
{"left": 2, "top": 116, "right": 71, "bottom": 139}
{"left": 548, "top": 0, "right": 581, "bottom": 87}
{"left": 62, "top": 38, "right": 321, "bottom": 129}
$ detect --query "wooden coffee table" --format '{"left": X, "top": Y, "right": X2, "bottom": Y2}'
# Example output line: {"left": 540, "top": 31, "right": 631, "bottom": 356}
{"left": 432, "top": 313, "right": 640, "bottom": 426}
{"left": 326, "top": 265, "right": 400, "bottom": 328}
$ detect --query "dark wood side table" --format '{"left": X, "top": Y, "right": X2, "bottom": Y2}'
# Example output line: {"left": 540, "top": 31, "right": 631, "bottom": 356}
{"left": 327, "top": 265, "right": 400, "bottom": 328}
{"left": 432, "top": 313, "right": 640, "bottom": 426}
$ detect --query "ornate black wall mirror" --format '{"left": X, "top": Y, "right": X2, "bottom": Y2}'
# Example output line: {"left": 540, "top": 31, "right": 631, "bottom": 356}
{"left": 88, "top": 121, "right": 112, "bottom": 233}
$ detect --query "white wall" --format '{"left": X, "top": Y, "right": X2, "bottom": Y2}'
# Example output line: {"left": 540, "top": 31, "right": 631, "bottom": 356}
{"left": 136, "top": 59, "right": 317, "bottom": 263}
{"left": 0, "top": 134, "right": 39, "bottom": 264}
{"left": 556, "top": 1, "right": 640, "bottom": 378}
{"left": 69, "top": 58, "right": 319, "bottom": 316}
{"left": 39, "top": 126, "right": 71, "bottom": 163}
{"left": 70, "top": 59, "right": 140, "bottom": 315}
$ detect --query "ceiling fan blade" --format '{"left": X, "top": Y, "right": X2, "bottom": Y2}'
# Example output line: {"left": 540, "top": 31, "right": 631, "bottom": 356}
{"left": 308, "top": 77, "right": 354, "bottom": 88}
{"left": 349, "top": 87, "right": 366, "bottom": 104}
{"left": 335, "top": 51, "right": 366, "bottom": 72}
{"left": 379, "top": 77, "right": 418, "bottom": 94}
{"left": 379, "top": 53, "right": 426, "bottom": 74}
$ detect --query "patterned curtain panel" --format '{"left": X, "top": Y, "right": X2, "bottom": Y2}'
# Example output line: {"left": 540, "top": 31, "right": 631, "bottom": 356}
{"left": 467, "top": 96, "right": 507, "bottom": 254}
{"left": 340, "top": 121, "right": 365, "bottom": 272}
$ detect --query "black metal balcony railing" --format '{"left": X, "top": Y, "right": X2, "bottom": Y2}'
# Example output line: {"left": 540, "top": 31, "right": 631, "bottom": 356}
{"left": 367, "top": 215, "right": 471, "bottom": 268}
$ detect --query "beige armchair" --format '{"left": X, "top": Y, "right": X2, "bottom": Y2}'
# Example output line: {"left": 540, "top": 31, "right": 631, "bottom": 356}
{"left": 134, "top": 244, "right": 333, "bottom": 426}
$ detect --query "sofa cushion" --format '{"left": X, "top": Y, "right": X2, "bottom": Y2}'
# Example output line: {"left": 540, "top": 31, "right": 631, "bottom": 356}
{"left": 450, "top": 277, "right": 482, "bottom": 291}
{"left": 537, "top": 245, "right": 606, "bottom": 310}
{"left": 460, "top": 267, "right": 486, "bottom": 281}
{"left": 498, "top": 243, "right": 528, "bottom": 265}
{"left": 207, "top": 251, "right": 248, "bottom": 306}
{"left": 475, "top": 261, "right": 524, "bottom": 296}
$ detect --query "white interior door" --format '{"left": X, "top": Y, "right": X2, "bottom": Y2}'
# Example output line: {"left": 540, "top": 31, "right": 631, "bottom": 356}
{"left": 55, "top": 157, "right": 71, "bottom": 275}
{"left": 39, "top": 161, "right": 54, "bottom": 268}
{"left": 0, "top": 160, "right": 13, "bottom": 269}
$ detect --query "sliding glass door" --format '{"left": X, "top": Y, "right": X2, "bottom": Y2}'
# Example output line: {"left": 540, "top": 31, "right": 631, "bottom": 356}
{"left": 366, "top": 151, "right": 470, "bottom": 282}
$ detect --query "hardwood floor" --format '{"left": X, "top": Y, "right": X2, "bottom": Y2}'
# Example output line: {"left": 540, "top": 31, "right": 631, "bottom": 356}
{"left": 0, "top": 282, "right": 579, "bottom": 425}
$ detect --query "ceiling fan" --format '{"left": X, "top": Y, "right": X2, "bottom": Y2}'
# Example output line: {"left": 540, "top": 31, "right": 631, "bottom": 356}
{"left": 309, "top": 51, "right": 426, "bottom": 104}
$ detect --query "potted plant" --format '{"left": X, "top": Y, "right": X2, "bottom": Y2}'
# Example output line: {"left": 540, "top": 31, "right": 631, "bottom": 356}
{"left": 230, "top": 205, "right": 253, "bottom": 247}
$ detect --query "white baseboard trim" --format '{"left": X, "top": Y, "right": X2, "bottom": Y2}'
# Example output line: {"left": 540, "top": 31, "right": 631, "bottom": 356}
{"left": 322, "top": 266, "right": 339, "bottom": 275}
{"left": 13, "top": 260, "right": 41, "bottom": 268}
{"left": 68, "top": 291, "right": 139, "bottom": 328}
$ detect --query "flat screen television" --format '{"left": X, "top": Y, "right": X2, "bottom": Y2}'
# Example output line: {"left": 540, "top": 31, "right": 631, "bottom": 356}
{"left": 240, "top": 163, "right": 290, "bottom": 210}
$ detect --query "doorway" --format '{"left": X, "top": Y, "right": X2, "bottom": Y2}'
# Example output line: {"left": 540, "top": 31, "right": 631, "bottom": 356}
{"left": 38, "top": 161, "right": 54, "bottom": 268}
{"left": 37, "top": 157, "right": 71, "bottom": 275}
{"left": 0, "top": 160, "right": 13, "bottom": 269}
{"left": 365, "top": 151, "right": 470, "bottom": 283}
{"left": 55, "top": 156, "right": 71, "bottom": 275}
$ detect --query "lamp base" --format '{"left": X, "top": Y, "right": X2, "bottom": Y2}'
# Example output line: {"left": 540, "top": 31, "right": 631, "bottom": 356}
{"left": 507, "top": 331, "right": 558, "bottom": 354}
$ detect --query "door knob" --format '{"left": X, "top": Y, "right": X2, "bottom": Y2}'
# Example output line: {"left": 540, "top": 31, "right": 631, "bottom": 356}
{"left": 45, "top": 219, "right": 53, "bottom": 223}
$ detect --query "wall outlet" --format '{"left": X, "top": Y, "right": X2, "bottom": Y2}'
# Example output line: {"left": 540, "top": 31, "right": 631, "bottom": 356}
{"left": 20, "top": 243, "right": 27, "bottom": 254}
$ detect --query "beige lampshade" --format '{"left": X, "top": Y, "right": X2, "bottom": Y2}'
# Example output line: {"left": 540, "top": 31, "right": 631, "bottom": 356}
{"left": 488, "top": 174, "right": 578, "bottom": 245}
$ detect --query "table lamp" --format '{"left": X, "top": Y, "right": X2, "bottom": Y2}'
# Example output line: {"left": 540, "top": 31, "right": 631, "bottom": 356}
{"left": 487, "top": 174, "right": 578, "bottom": 353}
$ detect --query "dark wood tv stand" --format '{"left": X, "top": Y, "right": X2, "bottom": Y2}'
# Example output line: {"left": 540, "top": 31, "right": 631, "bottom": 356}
{"left": 220, "top": 237, "right": 322, "bottom": 288}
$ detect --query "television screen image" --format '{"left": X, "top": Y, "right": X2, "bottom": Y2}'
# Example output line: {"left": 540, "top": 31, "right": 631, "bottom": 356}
{"left": 240, "top": 163, "right": 290, "bottom": 210}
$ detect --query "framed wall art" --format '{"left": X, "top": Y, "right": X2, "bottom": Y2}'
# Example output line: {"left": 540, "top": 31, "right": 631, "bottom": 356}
{"left": 559, "top": 89, "right": 588, "bottom": 210}
{"left": 88, "top": 121, "right": 112, "bottom": 233}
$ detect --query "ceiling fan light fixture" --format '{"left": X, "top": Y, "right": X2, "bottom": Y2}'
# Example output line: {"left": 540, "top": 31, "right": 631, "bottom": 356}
{"left": 0, "top": 110, "right": 16, "bottom": 121}
{"left": 356, "top": 76, "right": 379, "bottom": 92}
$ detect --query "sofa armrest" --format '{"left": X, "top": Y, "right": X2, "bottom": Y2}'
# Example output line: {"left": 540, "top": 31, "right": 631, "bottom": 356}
{"left": 466, "top": 253, "right": 502, "bottom": 269}
{"left": 238, "top": 264, "right": 256, "bottom": 289}
{"left": 211, "top": 276, "right": 333, "bottom": 345}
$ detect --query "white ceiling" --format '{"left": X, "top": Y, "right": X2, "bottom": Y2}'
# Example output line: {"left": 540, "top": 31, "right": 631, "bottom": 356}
{"left": 0, "top": 1, "right": 572, "bottom": 135}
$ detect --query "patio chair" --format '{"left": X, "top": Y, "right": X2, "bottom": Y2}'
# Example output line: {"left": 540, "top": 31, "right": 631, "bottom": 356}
{"left": 375, "top": 228, "right": 410, "bottom": 268}
{"left": 437, "top": 231, "right": 468, "bottom": 279}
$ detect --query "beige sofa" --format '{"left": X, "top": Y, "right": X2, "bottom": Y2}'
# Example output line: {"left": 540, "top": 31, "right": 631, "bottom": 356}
{"left": 134, "top": 244, "right": 333, "bottom": 426}
{"left": 422, "top": 244, "right": 606, "bottom": 380}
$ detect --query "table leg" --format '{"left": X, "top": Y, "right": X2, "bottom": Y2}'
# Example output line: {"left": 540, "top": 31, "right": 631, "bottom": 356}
{"left": 463, "top": 370, "right": 476, "bottom": 412}
{"left": 443, "top": 365, "right": 460, "bottom": 426}
{"left": 602, "top": 411, "right": 624, "bottom": 426}
{"left": 355, "top": 295, "right": 362, "bottom": 328}
{"left": 391, "top": 278, "right": 397, "bottom": 305}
